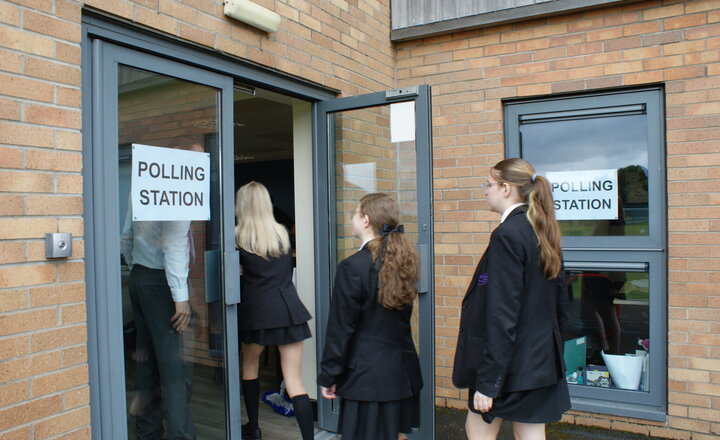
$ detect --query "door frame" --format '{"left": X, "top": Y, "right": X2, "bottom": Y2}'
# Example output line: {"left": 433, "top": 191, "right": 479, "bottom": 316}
{"left": 83, "top": 39, "right": 239, "bottom": 438}
{"left": 313, "top": 86, "right": 436, "bottom": 439}
{"left": 82, "top": 14, "right": 338, "bottom": 439}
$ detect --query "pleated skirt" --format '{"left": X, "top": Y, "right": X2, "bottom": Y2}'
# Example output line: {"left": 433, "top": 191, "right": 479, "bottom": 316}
{"left": 338, "top": 393, "right": 420, "bottom": 440}
{"left": 240, "top": 322, "right": 311, "bottom": 346}
{"left": 468, "top": 379, "right": 570, "bottom": 424}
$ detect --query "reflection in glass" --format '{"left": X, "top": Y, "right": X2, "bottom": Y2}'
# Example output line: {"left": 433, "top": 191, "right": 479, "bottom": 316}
{"left": 521, "top": 114, "right": 649, "bottom": 236}
{"left": 118, "top": 65, "right": 226, "bottom": 438}
{"left": 332, "top": 104, "right": 421, "bottom": 350}
{"left": 562, "top": 269, "right": 649, "bottom": 392}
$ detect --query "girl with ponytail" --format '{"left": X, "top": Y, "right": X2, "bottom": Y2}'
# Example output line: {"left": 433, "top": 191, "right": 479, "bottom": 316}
{"left": 452, "top": 158, "right": 570, "bottom": 440}
{"left": 319, "top": 193, "right": 423, "bottom": 440}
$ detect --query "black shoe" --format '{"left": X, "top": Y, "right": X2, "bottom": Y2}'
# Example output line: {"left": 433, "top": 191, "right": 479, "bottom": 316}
{"left": 242, "top": 423, "right": 262, "bottom": 440}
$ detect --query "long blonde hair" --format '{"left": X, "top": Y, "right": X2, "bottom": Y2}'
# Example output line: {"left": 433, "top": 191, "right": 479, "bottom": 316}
{"left": 360, "top": 193, "right": 419, "bottom": 309}
{"left": 491, "top": 158, "right": 562, "bottom": 279}
{"left": 235, "top": 181, "right": 290, "bottom": 259}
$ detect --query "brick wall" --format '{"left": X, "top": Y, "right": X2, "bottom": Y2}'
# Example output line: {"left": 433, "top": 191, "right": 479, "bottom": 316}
{"left": 0, "top": 0, "right": 90, "bottom": 438}
{"left": 396, "top": 0, "right": 720, "bottom": 438}
{"left": 0, "top": 0, "right": 395, "bottom": 437}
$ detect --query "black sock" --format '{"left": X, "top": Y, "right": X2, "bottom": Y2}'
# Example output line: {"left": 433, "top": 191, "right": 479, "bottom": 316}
{"left": 291, "top": 394, "right": 314, "bottom": 440}
{"left": 242, "top": 379, "right": 260, "bottom": 431}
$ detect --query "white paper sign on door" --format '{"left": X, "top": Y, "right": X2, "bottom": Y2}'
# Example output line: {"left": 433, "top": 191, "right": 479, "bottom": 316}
{"left": 547, "top": 169, "right": 618, "bottom": 221}
{"left": 131, "top": 143, "right": 211, "bottom": 221}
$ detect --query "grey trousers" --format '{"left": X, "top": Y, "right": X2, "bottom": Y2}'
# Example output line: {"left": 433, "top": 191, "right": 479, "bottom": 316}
{"left": 129, "top": 265, "right": 196, "bottom": 440}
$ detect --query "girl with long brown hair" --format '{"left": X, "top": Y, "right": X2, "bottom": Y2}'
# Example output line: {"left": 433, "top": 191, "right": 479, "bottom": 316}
{"left": 453, "top": 158, "right": 569, "bottom": 440}
{"left": 318, "top": 193, "right": 423, "bottom": 440}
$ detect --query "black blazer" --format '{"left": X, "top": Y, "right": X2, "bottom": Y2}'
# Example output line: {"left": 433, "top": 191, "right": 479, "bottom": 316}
{"left": 452, "top": 206, "right": 567, "bottom": 398}
{"left": 318, "top": 246, "right": 423, "bottom": 401}
{"left": 238, "top": 247, "right": 311, "bottom": 333}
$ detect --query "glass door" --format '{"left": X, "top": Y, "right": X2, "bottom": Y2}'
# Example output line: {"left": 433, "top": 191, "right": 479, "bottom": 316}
{"left": 87, "top": 41, "right": 240, "bottom": 439}
{"left": 314, "top": 86, "right": 435, "bottom": 439}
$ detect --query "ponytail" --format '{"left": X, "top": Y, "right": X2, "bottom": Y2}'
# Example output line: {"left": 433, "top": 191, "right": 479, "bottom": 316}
{"left": 366, "top": 232, "right": 419, "bottom": 309}
{"left": 491, "top": 159, "right": 562, "bottom": 279}
{"left": 527, "top": 175, "right": 562, "bottom": 279}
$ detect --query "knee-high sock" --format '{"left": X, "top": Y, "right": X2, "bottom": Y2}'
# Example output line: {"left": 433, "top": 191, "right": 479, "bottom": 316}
{"left": 242, "top": 379, "right": 260, "bottom": 430}
{"left": 292, "top": 394, "right": 314, "bottom": 440}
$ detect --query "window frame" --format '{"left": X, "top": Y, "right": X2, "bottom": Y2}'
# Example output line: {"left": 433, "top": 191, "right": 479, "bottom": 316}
{"left": 505, "top": 87, "right": 666, "bottom": 251}
{"left": 504, "top": 87, "right": 667, "bottom": 421}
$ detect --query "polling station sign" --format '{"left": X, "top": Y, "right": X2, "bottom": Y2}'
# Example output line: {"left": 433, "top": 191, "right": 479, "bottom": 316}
{"left": 131, "top": 144, "right": 210, "bottom": 221}
{"left": 547, "top": 169, "right": 618, "bottom": 221}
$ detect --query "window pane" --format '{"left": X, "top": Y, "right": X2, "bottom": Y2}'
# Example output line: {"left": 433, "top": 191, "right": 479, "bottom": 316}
{"left": 118, "top": 65, "right": 226, "bottom": 438}
{"left": 521, "top": 114, "right": 649, "bottom": 236}
{"left": 562, "top": 269, "right": 650, "bottom": 392}
{"left": 331, "top": 103, "right": 422, "bottom": 354}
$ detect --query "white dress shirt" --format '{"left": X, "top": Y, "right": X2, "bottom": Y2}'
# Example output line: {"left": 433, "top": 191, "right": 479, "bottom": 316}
{"left": 121, "top": 204, "right": 191, "bottom": 302}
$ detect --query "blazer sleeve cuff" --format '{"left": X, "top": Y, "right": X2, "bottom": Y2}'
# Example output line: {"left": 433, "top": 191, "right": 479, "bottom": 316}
{"left": 317, "top": 372, "right": 335, "bottom": 388}
{"left": 475, "top": 374, "right": 504, "bottom": 399}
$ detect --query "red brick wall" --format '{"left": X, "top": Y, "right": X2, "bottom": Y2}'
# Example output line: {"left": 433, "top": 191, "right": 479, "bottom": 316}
{"left": 0, "top": 0, "right": 89, "bottom": 437}
{"left": 396, "top": 0, "right": 720, "bottom": 438}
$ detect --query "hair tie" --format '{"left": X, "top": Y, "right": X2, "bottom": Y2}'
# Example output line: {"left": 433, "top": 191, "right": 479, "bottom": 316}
{"left": 380, "top": 224, "right": 404, "bottom": 237}
{"left": 531, "top": 173, "right": 537, "bottom": 183}
{"left": 375, "top": 224, "right": 404, "bottom": 271}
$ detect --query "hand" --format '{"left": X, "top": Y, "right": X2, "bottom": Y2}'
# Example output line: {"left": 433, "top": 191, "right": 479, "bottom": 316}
{"left": 321, "top": 385, "right": 337, "bottom": 399}
{"left": 473, "top": 390, "right": 493, "bottom": 413}
{"left": 171, "top": 301, "right": 191, "bottom": 333}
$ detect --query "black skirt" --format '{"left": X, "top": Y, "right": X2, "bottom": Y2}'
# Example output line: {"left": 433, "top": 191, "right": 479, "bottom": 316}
{"left": 468, "top": 379, "right": 570, "bottom": 424}
{"left": 338, "top": 393, "right": 420, "bottom": 440}
{"left": 240, "top": 322, "right": 311, "bottom": 346}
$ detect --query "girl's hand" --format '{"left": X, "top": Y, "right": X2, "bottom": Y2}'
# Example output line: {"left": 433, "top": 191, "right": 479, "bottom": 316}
{"left": 473, "top": 390, "right": 493, "bottom": 413}
{"left": 321, "top": 385, "right": 337, "bottom": 399}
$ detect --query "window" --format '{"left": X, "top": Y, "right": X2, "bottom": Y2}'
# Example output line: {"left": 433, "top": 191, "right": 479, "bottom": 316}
{"left": 505, "top": 88, "right": 667, "bottom": 421}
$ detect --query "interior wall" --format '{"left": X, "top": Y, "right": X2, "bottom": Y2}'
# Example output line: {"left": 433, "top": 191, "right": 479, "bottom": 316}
{"left": 292, "top": 103, "right": 317, "bottom": 400}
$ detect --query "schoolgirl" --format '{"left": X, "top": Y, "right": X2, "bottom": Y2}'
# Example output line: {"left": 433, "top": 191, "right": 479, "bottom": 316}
{"left": 318, "top": 193, "right": 423, "bottom": 440}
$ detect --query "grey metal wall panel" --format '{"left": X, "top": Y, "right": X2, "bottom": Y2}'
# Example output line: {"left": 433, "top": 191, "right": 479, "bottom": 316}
{"left": 391, "top": 0, "right": 639, "bottom": 41}
{"left": 393, "top": 0, "right": 552, "bottom": 29}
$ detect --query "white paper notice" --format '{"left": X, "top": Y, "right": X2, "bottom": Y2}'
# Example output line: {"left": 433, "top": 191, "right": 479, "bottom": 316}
{"left": 390, "top": 101, "right": 415, "bottom": 143}
{"left": 547, "top": 169, "right": 618, "bottom": 221}
{"left": 131, "top": 144, "right": 211, "bottom": 221}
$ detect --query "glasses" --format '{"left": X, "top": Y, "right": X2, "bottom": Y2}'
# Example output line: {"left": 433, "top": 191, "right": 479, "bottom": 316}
{"left": 482, "top": 181, "right": 500, "bottom": 190}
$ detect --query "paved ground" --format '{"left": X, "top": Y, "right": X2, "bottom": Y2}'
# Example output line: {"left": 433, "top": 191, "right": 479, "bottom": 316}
{"left": 435, "top": 407, "right": 662, "bottom": 439}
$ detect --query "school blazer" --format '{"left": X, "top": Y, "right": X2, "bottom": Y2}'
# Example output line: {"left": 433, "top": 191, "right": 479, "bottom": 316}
{"left": 238, "top": 247, "right": 311, "bottom": 332}
{"left": 452, "top": 207, "right": 568, "bottom": 398}
{"left": 317, "top": 247, "right": 423, "bottom": 402}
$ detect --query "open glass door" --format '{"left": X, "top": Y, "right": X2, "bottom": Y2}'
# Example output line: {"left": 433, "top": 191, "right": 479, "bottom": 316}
{"left": 87, "top": 40, "right": 241, "bottom": 439}
{"left": 314, "top": 86, "right": 435, "bottom": 439}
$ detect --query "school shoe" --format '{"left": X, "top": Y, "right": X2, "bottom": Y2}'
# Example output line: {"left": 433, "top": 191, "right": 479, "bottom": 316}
{"left": 241, "top": 423, "right": 262, "bottom": 440}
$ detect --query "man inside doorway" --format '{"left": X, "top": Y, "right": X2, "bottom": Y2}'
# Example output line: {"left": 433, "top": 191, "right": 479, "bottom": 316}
{"left": 121, "top": 135, "right": 204, "bottom": 440}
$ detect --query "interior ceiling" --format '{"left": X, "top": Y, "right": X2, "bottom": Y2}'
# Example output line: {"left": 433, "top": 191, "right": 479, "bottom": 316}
{"left": 234, "top": 91, "right": 295, "bottom": 164}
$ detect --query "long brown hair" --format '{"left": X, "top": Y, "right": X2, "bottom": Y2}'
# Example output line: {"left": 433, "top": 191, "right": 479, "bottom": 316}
{"left": 359, "top": 193, "right": 419, "bottom": 309}
{"left": 491, "top": 158, "right": 562, "bottom": 279}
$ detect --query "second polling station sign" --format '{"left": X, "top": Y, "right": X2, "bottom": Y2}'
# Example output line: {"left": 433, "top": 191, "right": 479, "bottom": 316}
{"left": 546, "top": 169, "right": 618, "bottom": 221}
{"left": 131, "top": 144, "right": 210, "bottom": 221}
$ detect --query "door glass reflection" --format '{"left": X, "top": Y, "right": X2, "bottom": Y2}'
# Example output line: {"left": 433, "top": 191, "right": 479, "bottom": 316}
{"left": 118, "top": 65, "right": 226, "bottom": 439}
{"left": 332, "top": 103, "right": 421, "bottom": 353}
